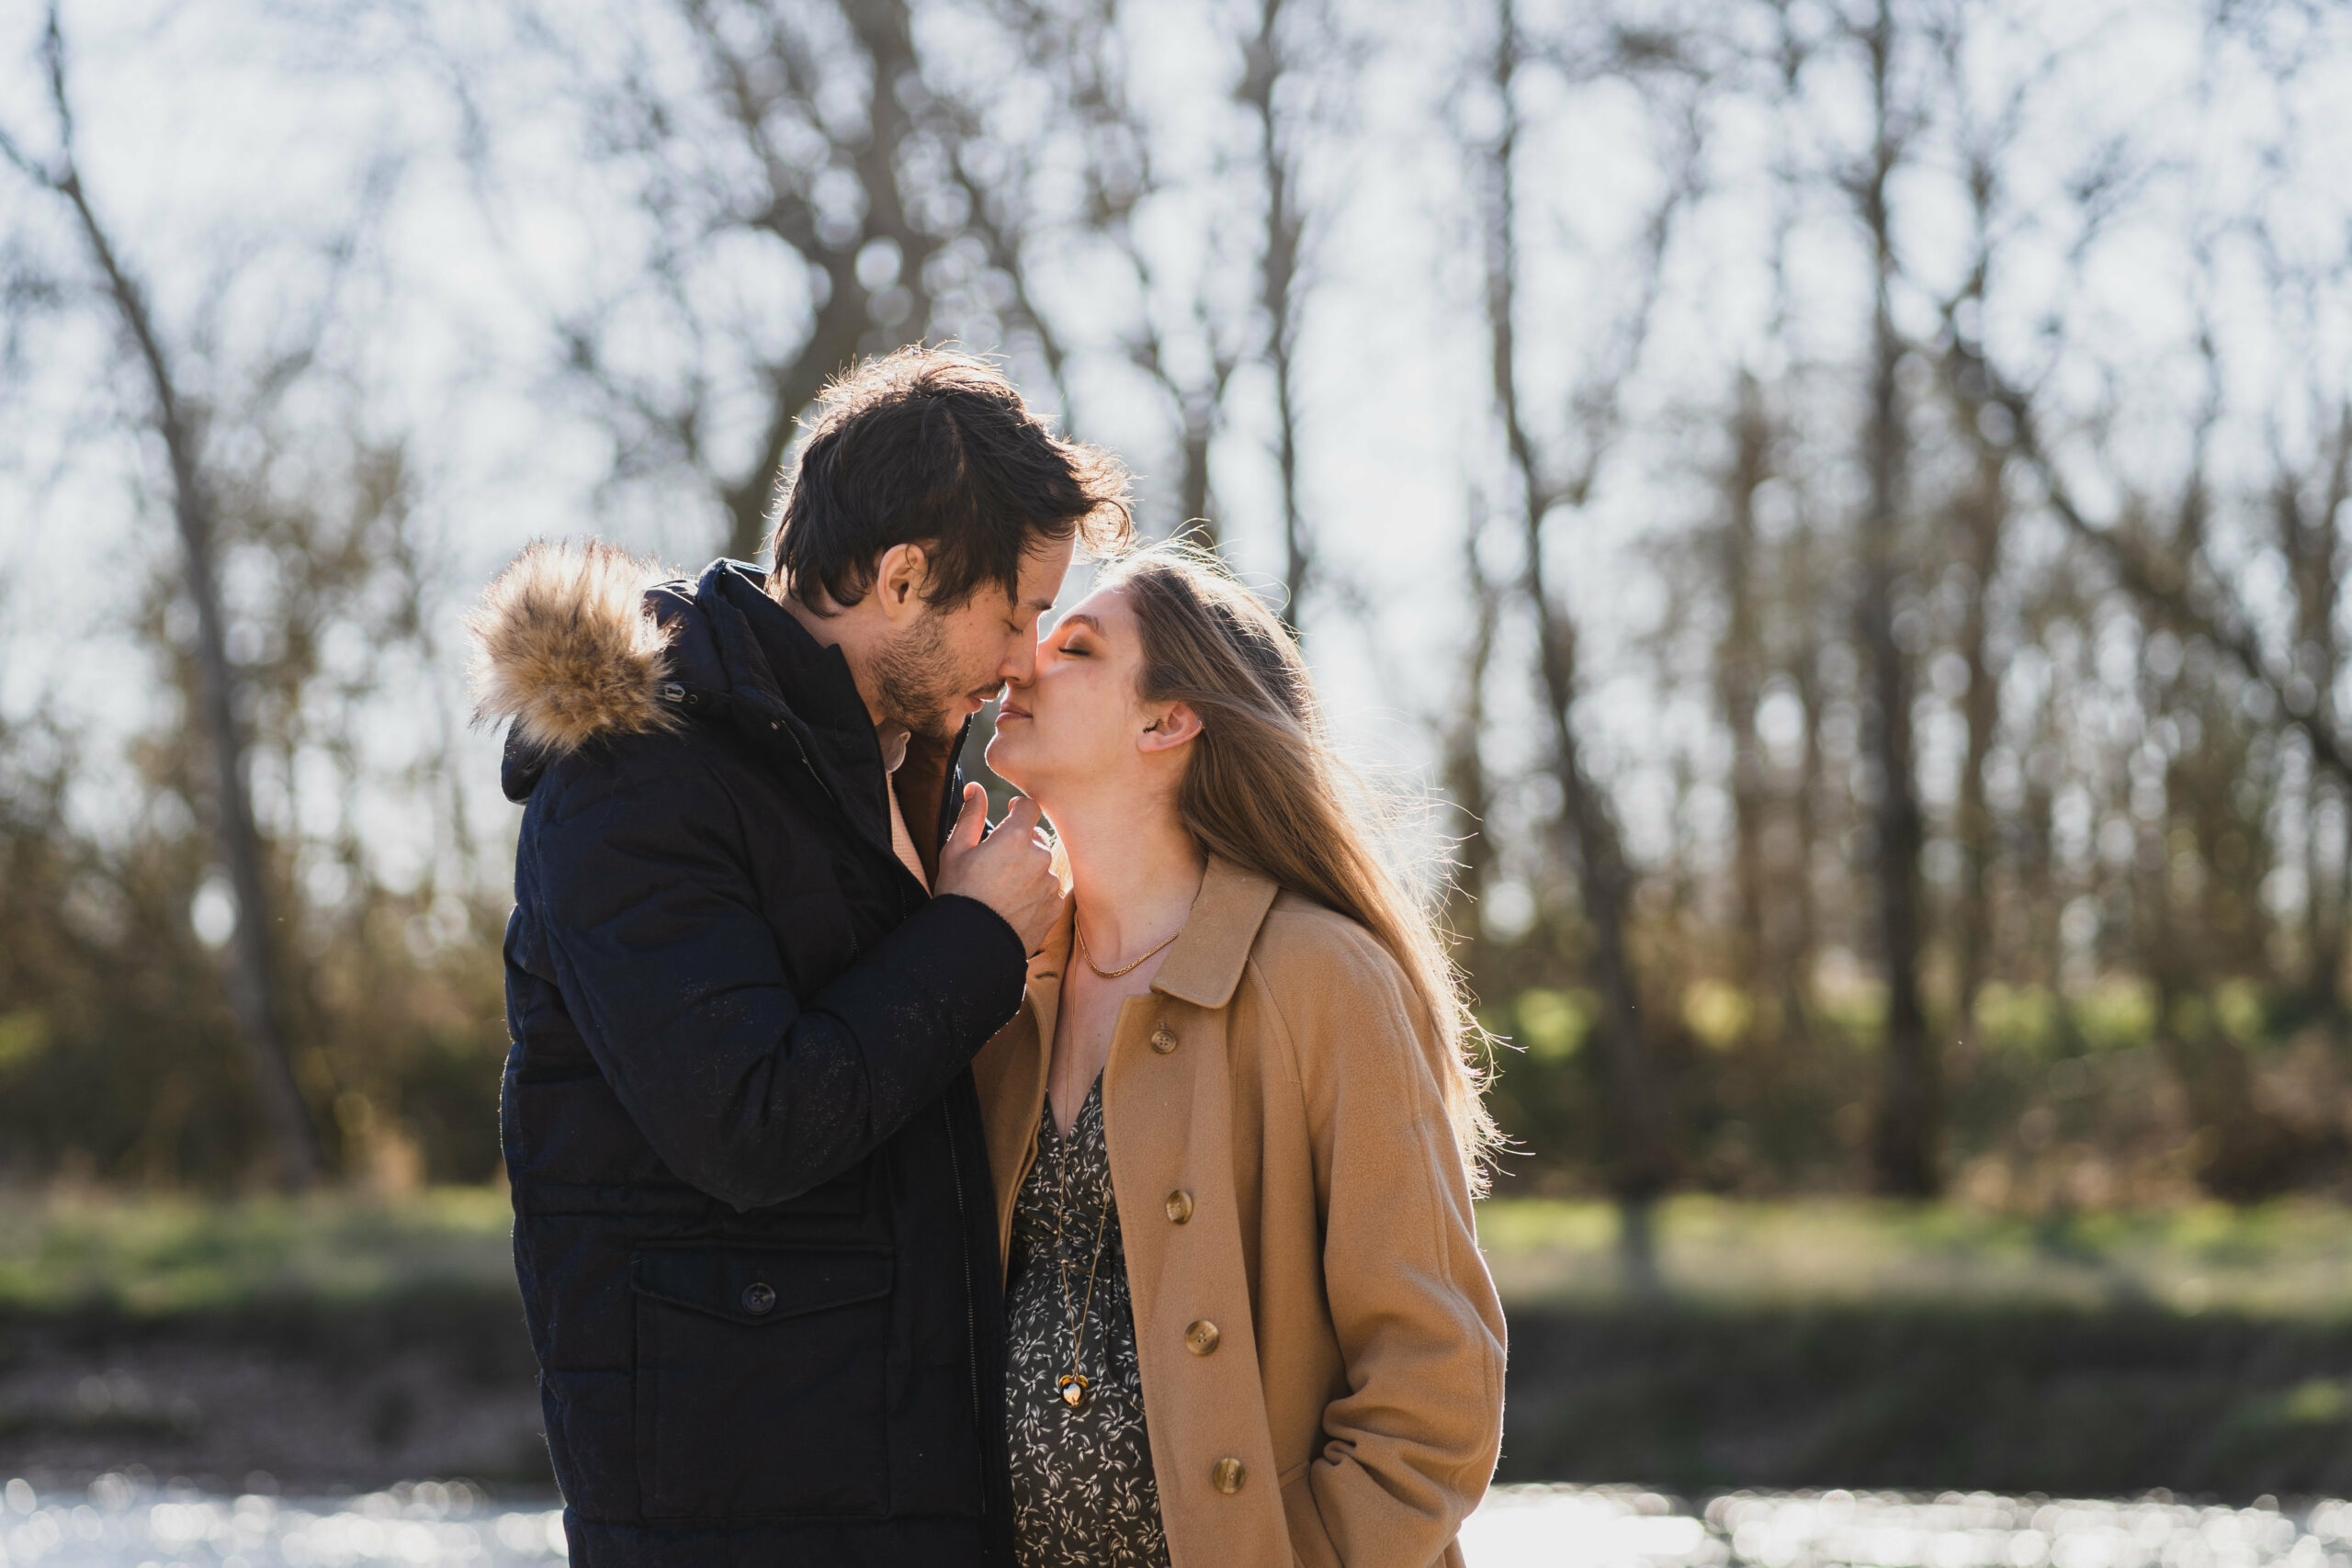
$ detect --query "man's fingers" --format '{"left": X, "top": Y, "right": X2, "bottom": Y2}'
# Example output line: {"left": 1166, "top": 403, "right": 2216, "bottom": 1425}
{"left": 948, "top": 782, "right": 989, "bottom": 851}
{"left": 994, "top": 796, "right": 1043, "bottom": 840}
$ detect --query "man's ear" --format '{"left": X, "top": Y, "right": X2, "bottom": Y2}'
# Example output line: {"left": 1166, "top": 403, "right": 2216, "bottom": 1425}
{"left": 872, "top": 543, "right": 931, "bottom": 624}
{"left": 1137, "top": 702, "right": 1204, "bottom": 754}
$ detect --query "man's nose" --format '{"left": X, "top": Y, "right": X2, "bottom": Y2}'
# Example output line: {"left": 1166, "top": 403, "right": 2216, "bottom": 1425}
{"left": 999, "top": 630, "right": 1040, "bottom": 687}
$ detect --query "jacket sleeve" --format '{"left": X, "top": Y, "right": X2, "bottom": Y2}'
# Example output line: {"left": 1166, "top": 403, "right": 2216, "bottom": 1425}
{"left": 1281, "top": 922, "right": 1508, "bottom": 1568}
{"left": 525, "top": 739, "right": 1027, "bottom": 1210}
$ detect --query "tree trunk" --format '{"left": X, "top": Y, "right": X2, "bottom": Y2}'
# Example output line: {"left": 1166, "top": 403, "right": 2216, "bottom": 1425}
{"left": 1179, "top": 392, "right": 1219, "bottom": 550}
{"left": 1242, "top": 0, "right": 1310, "bottom": 633}
{"left": 1480, "top": 0, "right": 1675, "bottom": 1199}
{"left": 1788, "top": 526, "right": 1826, "bottom": 1022}
{"left": 2283, "top": 412, "right": 2352, "bottom": 1013}
{"left": 1719, "top": 374, "right": 1772, "bottom": 1016}
{"left": 1442, "top": 504, "right": 1503, "bottom": 968}
{"left": 1951, "top": 403, "right": 2005, "bottom": 1044}
{"left": 27, "top": 36, "right": 321, "bottom": 1183}
{"left": 1856, "top": 0, "right": 1937, "bottom": 1197}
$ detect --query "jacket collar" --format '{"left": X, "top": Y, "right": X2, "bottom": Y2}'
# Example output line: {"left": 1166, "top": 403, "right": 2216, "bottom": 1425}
{"left": 653, "top": 560, "right": 971, "bottom": 859}
{"left": 1151, "top": 856, "right": 1280, "bottom": 1010}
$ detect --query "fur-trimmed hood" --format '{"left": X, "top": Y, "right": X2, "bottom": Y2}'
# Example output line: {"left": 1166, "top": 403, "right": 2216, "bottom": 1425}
{"left": 466, "top": 540, "right": 937, "bottom": 850}
{"left": 466, "top": 539, "right": 686, "bottom": 761}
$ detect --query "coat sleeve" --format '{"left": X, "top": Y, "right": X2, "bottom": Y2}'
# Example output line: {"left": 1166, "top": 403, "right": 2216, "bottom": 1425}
{"left": 523, "top": 739, "right": 1026, "bottom": 1211}
{"left": 1280, "top": 921, "right": 1507, "bottom": 1568}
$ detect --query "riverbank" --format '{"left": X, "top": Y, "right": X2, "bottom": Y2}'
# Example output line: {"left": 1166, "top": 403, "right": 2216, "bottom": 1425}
{"left": 10, "top": 1191, "right": 2352, "bottom": 1498}
{"left": 6, "top": 1480, "right": 2348, "bottom": 1568}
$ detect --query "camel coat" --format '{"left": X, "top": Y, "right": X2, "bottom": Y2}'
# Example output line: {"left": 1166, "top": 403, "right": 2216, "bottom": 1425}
{"left": 972, "top": 856, "right": 1507, "bottom": 1568}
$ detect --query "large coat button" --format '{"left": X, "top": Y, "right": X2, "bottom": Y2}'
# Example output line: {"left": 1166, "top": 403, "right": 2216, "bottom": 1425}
{"left": 1212, "top": 1457, "right": 1246, "bottom": 1494}
{"left": 1150, "top": 1024, "right": 1179, "bottom": 1055}
{"left": 1164, "top": 1189, "right": 1193, "bottom": 1224}
{"left": 1185, "top": 1319, "right": 1220, "bottom": 1356}
{"left": 741, "top": 1281, "right": 776, "bottom": 1315}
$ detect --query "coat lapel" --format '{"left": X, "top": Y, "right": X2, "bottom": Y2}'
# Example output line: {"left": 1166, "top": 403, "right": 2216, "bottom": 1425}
{"left": 1150, "top": 857, "right": 1281, "bottom": 1010}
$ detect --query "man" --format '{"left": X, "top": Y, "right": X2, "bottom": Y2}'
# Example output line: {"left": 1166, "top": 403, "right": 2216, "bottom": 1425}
{"left": 469, "top": 347, "right": 1133, "bottom": 1567}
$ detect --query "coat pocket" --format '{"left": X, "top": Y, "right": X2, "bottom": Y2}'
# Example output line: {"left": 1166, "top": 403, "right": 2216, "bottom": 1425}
{"left": 1280, "top": 1462, "right": 1342, "bottom": 1568}
{"left": 631, "top": 1247, "right": 894, "bottom": 1520}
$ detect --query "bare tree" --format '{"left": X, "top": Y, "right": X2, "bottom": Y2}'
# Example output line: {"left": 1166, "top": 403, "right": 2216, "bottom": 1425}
{"left": 1475, "top": 0, "right": 1702, "bottom": 1211}
{"left": 1023, "top": 0, "right": 1245, "bottom": 543}
{"left": 1238, "top": 0, "right": 1313, "bottom": 624}
{"left": 2278, "top": 404, "right": 2352, "bottom": 1013}
{"left": 1839, "top": 0, "right": 1937, "bottom": 1197}
{"left": 1716, "top": 373, "right": 1775, "bottom": 1013}
{"left": 0, "top": 5, "right": 320, "bottom": 1185}
{"left": 511, "top": 0, "right": 1072, "bottom": 561}
{"left": 1920, "top": 3, "right": 2034, "bottom": 1049}
{"left": 1441, "top": 491, "right": 1507, "bottom": 970}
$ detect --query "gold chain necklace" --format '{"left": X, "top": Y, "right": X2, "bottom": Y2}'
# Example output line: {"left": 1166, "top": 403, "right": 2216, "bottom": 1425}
{"left": 1051, "top": 1103, "right": 1110, "bottom": 1409}
{"left": 1075, "top": 920, "right": 1182, "bottom": 979}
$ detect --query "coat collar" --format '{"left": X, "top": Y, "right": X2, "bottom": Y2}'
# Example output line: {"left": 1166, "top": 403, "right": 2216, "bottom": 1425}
{"left": 653, "top": 560, "right": 971, "bottom": 859}
{"left": 1018, "top": 855, "right": 1279, "bottom": 1045}
{"left": 1151, "top": 856, "right": 1281, "bottom": 1010}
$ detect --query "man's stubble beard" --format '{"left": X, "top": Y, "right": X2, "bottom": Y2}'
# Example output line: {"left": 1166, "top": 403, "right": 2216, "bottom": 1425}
{"left": 872, "top": 610, "right": 968, "bottom": 741}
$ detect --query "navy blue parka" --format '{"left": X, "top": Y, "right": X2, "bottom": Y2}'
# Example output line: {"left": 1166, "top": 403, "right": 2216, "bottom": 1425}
{"left": 490, "top": 551, "right": 1024, "bottom": 1568}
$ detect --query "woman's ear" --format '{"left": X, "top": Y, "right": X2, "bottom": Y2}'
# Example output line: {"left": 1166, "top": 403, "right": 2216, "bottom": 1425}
{"left": 1138, "top": 702, "right": 1204, "bottom": 753}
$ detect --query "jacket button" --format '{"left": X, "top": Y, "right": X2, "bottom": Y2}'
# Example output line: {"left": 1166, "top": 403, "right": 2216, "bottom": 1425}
{"left": 1185, "top": 1319, "right": 1220, "bottom": 1356}
{"left": 1150, "top": 1025, "right": 1178, "bottom": 1055}
{"left": 1164, "top": 1189, "right": 1193, "bottom": 1224}
{"left": 1212, "top": 1457, "right": 1246, "bottom": 1494}
{"left": 741, "top": 1281, "right": 776, "bottom": 1315}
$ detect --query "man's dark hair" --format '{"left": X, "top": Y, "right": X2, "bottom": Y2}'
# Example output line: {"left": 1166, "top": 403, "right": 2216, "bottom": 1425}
{"left": 766, "top": 346, "right": 1135, "bottom": 611}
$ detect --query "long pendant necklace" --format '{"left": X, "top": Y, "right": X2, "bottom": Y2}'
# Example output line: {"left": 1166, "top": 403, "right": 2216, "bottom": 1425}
{"left": 1051, "top": 1106, "right": 1111, "bottom": 1410}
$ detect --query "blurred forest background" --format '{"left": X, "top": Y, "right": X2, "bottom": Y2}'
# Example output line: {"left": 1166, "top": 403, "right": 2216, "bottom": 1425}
{"left": 4, "top": 0, "right": 2351, "bottom": 1214}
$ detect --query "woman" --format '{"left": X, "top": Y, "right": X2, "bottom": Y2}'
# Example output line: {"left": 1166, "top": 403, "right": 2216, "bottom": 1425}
{"left": 974, "top": 541, "right": 1507, "bottom": 1568}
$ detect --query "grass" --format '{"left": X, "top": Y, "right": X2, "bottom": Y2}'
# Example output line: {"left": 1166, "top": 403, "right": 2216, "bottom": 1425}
{"left": 14, "top": 1189, "right": 2352, "bottom": 1495}
{"left": 1480, "top": 1196, "right": 2352, "bottom": 1317}
{"left": 9, "top": 1187, "right": 2352, "bottom": 1319}
{"left": 0, "top": 1186, "right": 514, "bottom": 1318}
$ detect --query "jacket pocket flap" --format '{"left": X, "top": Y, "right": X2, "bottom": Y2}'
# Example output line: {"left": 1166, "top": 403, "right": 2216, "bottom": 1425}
{"left": 630, "top": 1247, "right": 892, "bottom": 1326}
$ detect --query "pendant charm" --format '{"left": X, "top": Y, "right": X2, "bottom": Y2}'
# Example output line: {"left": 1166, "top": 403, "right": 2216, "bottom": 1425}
{"left": 1057, "top": 1374, "right": 1090, "bottom": 1409}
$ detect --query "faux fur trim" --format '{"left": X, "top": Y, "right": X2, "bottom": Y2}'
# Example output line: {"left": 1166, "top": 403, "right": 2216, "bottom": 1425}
{"left": 466, "top": 539, "right": 686, "bottom": 757}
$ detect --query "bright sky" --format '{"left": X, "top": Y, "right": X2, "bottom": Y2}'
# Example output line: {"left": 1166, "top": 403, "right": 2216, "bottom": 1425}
{"left": 2, "top": 0, "right": 2347, "bottom": 917}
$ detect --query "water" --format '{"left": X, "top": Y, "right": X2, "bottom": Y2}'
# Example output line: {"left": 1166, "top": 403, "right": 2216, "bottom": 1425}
{"left": 8, "top": 1476, "right": 2352, "bottom": 1568}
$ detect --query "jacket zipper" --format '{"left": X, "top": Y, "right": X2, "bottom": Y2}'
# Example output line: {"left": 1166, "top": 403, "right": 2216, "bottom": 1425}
{"left": 729, "top": 689, "right": 875, "bottom": 958}
{"left": 676, "top": 680, "right": 986, "bottom": 1500}
{"left": 943, "top": 1097, "right": 988, "bottom": 1515}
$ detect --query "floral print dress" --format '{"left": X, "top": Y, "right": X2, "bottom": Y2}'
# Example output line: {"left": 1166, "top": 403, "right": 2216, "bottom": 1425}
{"left": 1004, "top": 1076, "right": 1170, "bottom": 1568}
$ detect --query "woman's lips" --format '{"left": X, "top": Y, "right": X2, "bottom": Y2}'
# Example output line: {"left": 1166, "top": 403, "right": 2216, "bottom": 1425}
{"left": 998, "top": 703, "right": 1031, "bottom": 720}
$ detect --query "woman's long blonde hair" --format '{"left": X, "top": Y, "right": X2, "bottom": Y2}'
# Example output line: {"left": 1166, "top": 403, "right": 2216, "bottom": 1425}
{"left": 1101, "top": 541, "right": 1500, "bottom": 1190}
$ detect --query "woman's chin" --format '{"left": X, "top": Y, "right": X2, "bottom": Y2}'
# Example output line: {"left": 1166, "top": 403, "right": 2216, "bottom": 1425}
{"left": 983, "top": 736, "right": 1033, "bottom": 792}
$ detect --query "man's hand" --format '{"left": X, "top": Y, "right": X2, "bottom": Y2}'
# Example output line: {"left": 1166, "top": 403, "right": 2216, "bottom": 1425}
{"left": 934, "top": 784, "right": 1067, "bottom": 954}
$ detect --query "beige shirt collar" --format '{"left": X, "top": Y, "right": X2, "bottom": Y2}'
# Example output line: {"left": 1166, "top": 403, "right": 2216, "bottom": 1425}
{"left": 877, "top": 722, "right": 911, "bottom": 775}
{"left": 876, "top": 721, "right": 928, "bottom": 890}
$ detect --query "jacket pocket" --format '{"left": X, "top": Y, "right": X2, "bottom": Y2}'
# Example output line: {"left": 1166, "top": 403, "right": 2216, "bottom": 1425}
{"left": 631, "top": 1247, "right": 893, "bottom": 1520}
